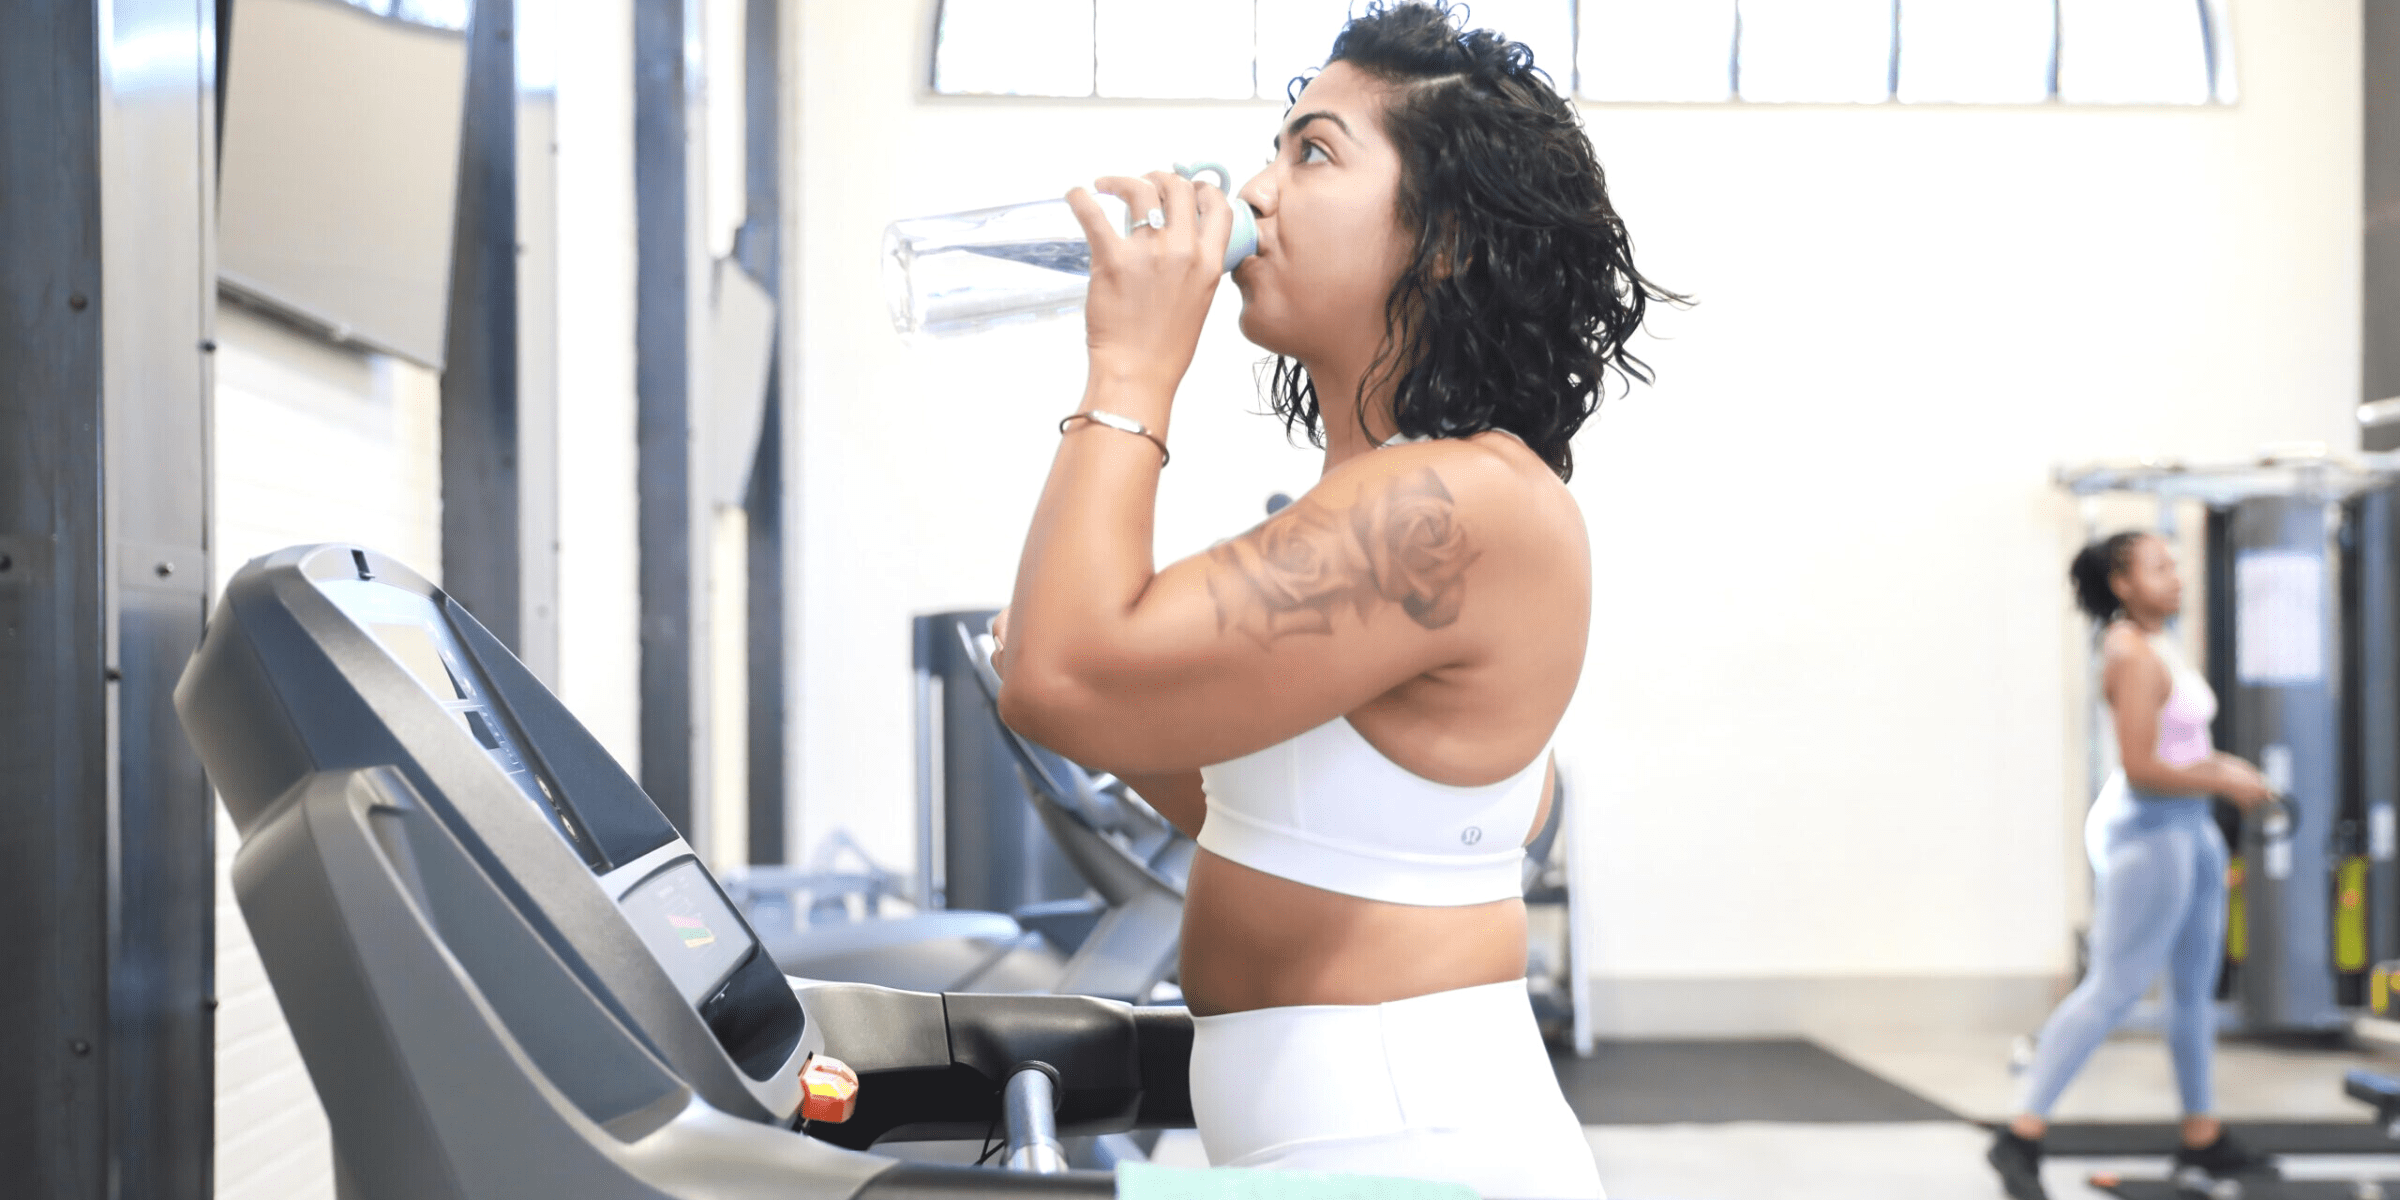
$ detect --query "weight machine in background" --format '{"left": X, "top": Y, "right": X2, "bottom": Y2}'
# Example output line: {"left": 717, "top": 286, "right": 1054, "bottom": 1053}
{"left": 2057, "top": 451, "right": 2400, "bottom": 1036}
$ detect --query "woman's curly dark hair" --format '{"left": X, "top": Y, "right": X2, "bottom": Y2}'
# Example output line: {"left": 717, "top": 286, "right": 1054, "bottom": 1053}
{"left": 2069, "top": 531, "right": 2151, "bottom": 624}
{"left": 1264, "top": 0, "right": 1682, "bottom": 481}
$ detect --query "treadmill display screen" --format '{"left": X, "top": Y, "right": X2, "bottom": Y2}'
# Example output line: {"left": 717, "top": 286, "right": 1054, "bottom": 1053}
{"left": 370, "top": 621, "right": 464, "bottom": 699}
{"left": 618, "top": 859, "right": 754, "bottom": 1005}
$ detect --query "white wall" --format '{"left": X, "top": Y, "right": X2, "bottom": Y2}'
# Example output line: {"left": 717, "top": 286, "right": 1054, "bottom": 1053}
{"left": 210, "top": 305, "right": 444, "bottom": 1200}
{"left": 789, "top": 1, "right": 2361, "bottom": 1029}
{"left": 1569, "top": 1, "right": 2358, "bottom": 1011}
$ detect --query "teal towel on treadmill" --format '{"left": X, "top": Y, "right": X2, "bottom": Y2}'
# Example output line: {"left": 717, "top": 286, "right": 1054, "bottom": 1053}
{"left": 1117, "top": 1162, "right": 1479, "bottom": 1200}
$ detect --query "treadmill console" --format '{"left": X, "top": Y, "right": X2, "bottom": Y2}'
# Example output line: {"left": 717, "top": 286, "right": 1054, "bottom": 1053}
{"left": 617, "top": 857, "right": 757, "bottom": 1007}
{"left": 182, "top": 545, "right": 807, "bottom": 1122}
{"left": 332, "top": 569, "right": 804, "bottom": 1086}
{"left": 328, "top": 579, "right": 604, "bottom": 866}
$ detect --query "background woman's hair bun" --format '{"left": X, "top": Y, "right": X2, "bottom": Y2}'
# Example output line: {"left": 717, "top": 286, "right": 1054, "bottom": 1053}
{"left": 2069, "top": 531, "right": 2149, "bottom": 624}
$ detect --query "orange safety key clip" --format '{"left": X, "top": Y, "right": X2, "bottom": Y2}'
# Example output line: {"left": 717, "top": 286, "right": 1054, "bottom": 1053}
{"left": 799, "top": 1054, "right": 860, "bottom": 1124}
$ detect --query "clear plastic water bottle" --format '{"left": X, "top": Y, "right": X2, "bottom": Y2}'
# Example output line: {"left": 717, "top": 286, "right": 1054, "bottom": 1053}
{"left": 883, "top": 162, "right": 1260, "bottom": 339}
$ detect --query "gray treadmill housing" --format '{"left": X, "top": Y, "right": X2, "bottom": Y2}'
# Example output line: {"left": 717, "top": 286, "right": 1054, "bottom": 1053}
{"left": 176, "top": 545, "right": 1157, "bottom": 1198}
{"left": 179, "top": 545, "right": 809, "bottom": 1121}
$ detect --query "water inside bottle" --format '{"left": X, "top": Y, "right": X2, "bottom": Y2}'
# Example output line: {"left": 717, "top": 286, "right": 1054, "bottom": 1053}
{"left": 962, "top": 240, "right": 1092, "bottom": 277}
{"left": 885, "top": 184, "right": 1255, "bottom": 339}
{"left": 884, "top": 196, "right": 1121, "bottom": 339}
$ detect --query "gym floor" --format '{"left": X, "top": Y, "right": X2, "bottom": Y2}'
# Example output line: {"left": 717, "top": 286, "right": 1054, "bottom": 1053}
{"left": 1139, "top": 1028, "right": 2400, "bottom": 1198}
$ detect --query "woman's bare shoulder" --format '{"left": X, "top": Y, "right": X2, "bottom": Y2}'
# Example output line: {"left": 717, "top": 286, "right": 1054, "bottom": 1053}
{"left": 1256, "top": 436, "right": 1582, "bottom": 651}
{"left": 2099, "top": 620, "right": 2156, "bottom": 663}
{"left": 1331, "top": 433, "right": 1585, "bottom": 556}
{"left": 2099, "top": 623, "right": 2168, "bottom": 696}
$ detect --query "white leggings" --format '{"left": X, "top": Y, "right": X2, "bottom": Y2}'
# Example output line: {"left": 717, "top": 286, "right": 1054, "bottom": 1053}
{"left": 1189, "top": 980, "right": 1603, "bottom": 1199}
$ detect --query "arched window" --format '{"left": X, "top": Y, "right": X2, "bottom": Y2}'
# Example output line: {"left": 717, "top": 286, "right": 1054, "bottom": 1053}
{"left": 930, "top": 0, "right": 2239, "bottom": 107}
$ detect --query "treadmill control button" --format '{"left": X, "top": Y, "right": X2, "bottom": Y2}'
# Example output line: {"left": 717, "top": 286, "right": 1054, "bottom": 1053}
{"left": 800, "top": 1055, "right": 859, "bottom": 1124}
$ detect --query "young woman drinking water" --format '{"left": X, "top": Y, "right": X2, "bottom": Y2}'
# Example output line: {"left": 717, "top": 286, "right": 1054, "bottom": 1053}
{"left": 991, "top": 3, "right": 1676, "bottom": 1194}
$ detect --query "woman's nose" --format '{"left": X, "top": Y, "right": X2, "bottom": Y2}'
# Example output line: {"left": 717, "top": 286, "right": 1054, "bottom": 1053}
{"left": 1239, "top": 169, "right": 1275, "bottom": 217}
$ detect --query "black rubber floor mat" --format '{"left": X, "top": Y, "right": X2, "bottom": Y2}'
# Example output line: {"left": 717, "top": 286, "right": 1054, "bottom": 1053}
{"left": 2037, "top": 1123, "right": 2400, "bottom": 1156}
{"left": 1552, "top": 1039, "right": 1960, "bottom": 1124}
{"left": 2091, "top": 1178, "right": 2397, "bottom": 1199}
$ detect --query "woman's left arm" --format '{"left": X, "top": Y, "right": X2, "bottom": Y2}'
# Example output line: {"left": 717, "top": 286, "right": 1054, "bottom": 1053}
{"left": 1006, "top": 168, "right": 1227, "bottom": 645}
{"left": 1004, "top": 435, "right": 1502, "bottom": 773}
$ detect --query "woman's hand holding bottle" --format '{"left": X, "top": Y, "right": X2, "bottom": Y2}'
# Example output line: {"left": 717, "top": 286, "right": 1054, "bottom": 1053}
{"left": 1064, "top": 169, "right": 1236, "bottom": 429}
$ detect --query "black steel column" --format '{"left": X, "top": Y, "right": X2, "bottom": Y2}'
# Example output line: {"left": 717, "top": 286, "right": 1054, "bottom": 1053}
{"left": 442, "top": 0, "right": 525, "bottom": 644}
{"left": 0, "top": 8, "right": 110, "bottom": 1187}
{"left": 635, "top": 0, "right": 707, "bottom": 835}
{"left": 2352, "top": 491, "right": 2400, "bottom": 970}
{"left": 1, "top": 0, "right": 216, "bottom": 1195}
{"left": 2367, "top": 0, "right": 2400, "bottom": 448}
{"left": 2205, "top": 506, "right": 2244, "bottom": 998}
{"left": 746, "top": 396, "right": 787, "bottom": 862}
{"left": 741, "top": 0, "right": 786, "bottom": 864}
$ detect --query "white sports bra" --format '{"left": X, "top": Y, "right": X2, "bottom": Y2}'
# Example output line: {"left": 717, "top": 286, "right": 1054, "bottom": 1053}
{"left": 1195, "top": 717, "right": 1549, "bottom": 907}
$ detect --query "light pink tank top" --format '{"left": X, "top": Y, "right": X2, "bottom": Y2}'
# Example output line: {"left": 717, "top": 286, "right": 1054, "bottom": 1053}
{"left": 2148, "top": 631, "right": 2216, "bottom": 767}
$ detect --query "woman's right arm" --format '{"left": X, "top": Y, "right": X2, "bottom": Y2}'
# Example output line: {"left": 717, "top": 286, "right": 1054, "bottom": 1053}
{"left": 2104, "top": 631, "right": 2269, "bottom": 805}
{"left": 997, "top": 606, "right": 1207, "bottom": 837}
{"left": 1117, "top": 771, "right": 1205, "bottom": 839}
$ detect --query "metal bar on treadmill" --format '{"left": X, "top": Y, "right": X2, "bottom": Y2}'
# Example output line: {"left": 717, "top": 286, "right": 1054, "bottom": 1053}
{"left": 915, "top": 630, "right": 942, "bottom": 908}
{"left": 1002, "top": 1065, "right": 1068, "bottom": 1174}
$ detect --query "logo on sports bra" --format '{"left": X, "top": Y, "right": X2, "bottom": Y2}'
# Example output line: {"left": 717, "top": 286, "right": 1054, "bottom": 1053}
{"left": 1461, "top": 826, "right": 1483, "bottom": 846}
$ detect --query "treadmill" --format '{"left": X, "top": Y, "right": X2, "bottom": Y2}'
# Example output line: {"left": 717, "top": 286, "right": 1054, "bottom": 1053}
{"left": 176, "top": 545, "right": 1260, "bottom": 1199}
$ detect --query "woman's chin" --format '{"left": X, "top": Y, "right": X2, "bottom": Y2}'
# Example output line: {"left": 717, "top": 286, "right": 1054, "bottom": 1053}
{"left": 1236, "top": 305, "right": 1299, "bottom": 358}
{"left": 1235, "top": 307, "right": 1277, "bottom": 354}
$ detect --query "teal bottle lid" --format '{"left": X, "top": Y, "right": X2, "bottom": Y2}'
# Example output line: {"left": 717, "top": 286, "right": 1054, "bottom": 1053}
{"left": 1176, "top": 161, "right": 1260, "bottom": 274}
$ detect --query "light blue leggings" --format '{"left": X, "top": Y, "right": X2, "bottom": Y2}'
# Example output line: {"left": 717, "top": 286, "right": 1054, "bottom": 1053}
{"left": 2019, "top": 786, "right": 2228, "bottom": 1118}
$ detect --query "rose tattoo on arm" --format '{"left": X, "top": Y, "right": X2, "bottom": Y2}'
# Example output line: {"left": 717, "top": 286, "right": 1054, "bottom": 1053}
{"left": 1206, "top": 467, "right": 1480, "bottom": 647}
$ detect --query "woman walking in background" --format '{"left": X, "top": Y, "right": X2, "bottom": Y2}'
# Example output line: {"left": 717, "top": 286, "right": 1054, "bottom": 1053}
{"left": 1987, "top": 532, "right": 2280, "bottom": 1200}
